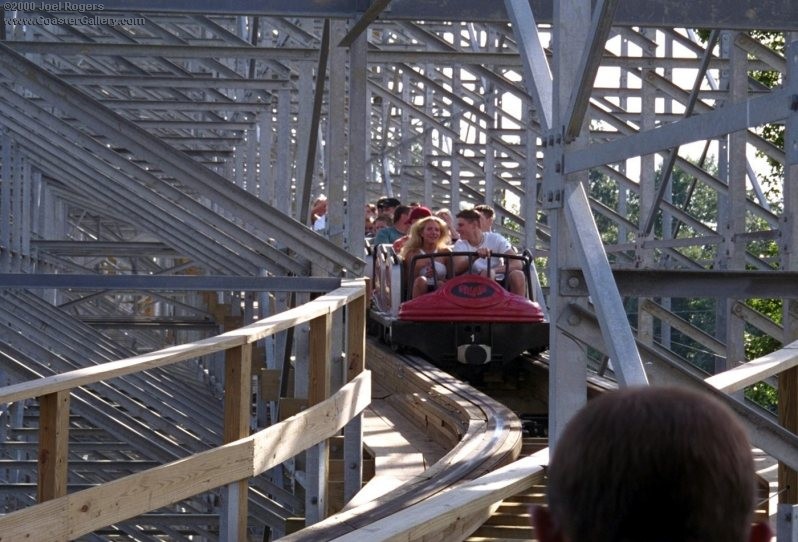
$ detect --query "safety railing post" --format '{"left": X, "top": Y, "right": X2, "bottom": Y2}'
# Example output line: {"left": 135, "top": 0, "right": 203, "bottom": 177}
{"left": 306, "top": 310, "right": 332, "bottom": 524}
{"left": 221, "top": 343, "right": 252, "bottom": 540}
{"left": 37, "top": 390, "right": 70, "bottom": 503}
{"left": 344, "top": 293, "right": 366, "bottom": 502}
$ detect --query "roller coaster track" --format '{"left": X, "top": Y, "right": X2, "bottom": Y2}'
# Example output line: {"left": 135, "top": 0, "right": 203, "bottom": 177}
{"left": 280, "top": 340, "right": 545, "bottom": 541}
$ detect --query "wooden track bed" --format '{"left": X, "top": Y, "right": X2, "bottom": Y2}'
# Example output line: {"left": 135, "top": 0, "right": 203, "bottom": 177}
{"left": 278, "top": 340, "right": 523, "bottom": 541}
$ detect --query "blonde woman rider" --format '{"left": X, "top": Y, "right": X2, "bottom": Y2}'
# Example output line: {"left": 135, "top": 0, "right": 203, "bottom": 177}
{"left": 399, "top": 216, "right": 452, "bottom": 298}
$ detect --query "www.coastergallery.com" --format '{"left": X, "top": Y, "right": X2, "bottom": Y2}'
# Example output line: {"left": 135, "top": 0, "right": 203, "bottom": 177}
{"left": 4, "top": 14, "right": 145, "bottom": 25}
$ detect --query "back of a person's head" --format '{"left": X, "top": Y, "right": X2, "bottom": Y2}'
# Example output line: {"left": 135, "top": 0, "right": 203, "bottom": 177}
{"left": 474, "top": 203, "right": 495, "bottom": 218}
{"left": 455, "top": 208, "right": 481, "bottom": 223}
{"left": 408, "top": 206, "right": 432, "bottom": 222}
{"left": 546, "top": 386, "right": 756, "bottom": 542}
{"left": 392, "top": 205, "right": 410, "bottom": 223}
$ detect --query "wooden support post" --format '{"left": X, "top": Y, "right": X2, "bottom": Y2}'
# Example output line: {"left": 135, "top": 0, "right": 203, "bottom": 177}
{"left": 780, "top": 365, "right": 798, "bottom": 505}
{"left": 222, "top": 343, "right": 252, "bottom": 540}
{"left": 306, "top": 311, "right": 332, "bottom": 525}
{"left": 37, "top": 390, "right": 69, "bottom": 502}
{"left": 344, "top": 293, "right": 366, "bottom": 503}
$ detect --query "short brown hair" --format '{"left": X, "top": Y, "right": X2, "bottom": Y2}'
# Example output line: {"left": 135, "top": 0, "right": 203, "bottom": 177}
{"left": 547, "top": 386, "right": 757, "bottom": 542}
{"left": 392, "top": 205, "right": 411, "bottom": 224}
{"left": 474, "top": 204, "right": 494, "bottom": 219}
{"left": 455, "top": 208, "right": 481, "bottom": 224}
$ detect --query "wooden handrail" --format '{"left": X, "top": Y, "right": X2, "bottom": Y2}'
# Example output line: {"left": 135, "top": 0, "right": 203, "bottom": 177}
{"left": 0, "top": 280, "right": 365, "bottom": 405}
{"left": 0, "top": 278, "right": 368, "bottom": 541}
{"left": 332, "top": 449, "right": 549, "bottom": 542}
{"left": 705, "top": 339, "right": 798, "bottom": 393}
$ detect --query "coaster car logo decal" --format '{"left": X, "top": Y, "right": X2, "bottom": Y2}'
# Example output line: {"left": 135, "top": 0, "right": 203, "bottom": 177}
{"left": 451, "top": 282, "right": 496, "bottom": 299}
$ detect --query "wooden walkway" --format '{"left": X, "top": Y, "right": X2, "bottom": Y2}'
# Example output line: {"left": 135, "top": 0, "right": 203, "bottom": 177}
{"left": 347, "top": 382, "right": 448, "bottom": 509}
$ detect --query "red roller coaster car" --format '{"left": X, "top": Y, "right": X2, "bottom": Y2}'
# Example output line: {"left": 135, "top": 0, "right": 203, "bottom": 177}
{"left": 369, "top": 248, "right": 549, "bottom": 365}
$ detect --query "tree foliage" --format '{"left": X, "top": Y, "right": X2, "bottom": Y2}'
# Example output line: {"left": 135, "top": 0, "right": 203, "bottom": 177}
{"left": 749, "top": 31, "right": 786, "bottom": 207}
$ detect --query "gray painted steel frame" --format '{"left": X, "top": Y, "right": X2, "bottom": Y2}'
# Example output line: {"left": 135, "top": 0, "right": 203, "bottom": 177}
{"left": 92, "top": 0, "right": 798, "bottom": 30}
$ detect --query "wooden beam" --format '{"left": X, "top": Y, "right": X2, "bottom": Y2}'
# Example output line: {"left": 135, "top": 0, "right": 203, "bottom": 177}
{"left": 705, "top": 340, "right": 798, "bottom": 393}
{"left": 37, "top": 390, "right": 70, "bottom": 502}
{"left": 780, "top": 366, "right": 798, "bottom": 503}
{"left": 307, "top": 310, "right": 333, "bottom": 523}
{"left": 223, "top": 343, "right": 253, "bottom": 539}
{"left": 344, "top": 292, "right": 367, "bottom": 502}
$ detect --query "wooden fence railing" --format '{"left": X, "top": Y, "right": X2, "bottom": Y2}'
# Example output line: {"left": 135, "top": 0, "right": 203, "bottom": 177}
{"left": 0, "top": 278, "right": 369, "bottom": 541}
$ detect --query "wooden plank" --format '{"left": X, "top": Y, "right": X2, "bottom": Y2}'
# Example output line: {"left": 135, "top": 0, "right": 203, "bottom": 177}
{"left": 328, "top": 457, "right": 375, "bottom": 480}
{"left": 260, "top": 369, "right": 282, "bottom": 402}
{"left": 223, "top": 343, "right": 252, "bottom": 539}
{"left": 285, "top": 517, "right": 305, "bottom": 535}
{"left": 0, "top": 371, "right": 371, "bottom": 541}
{"left": 251, "top": 371, "right": 371, "bottom": 476}
{"left": 223, "top": 315, "right": 243, "bottom": 330}
{"left": 0, "top": 439, "right": 256, "bottom": 541}
{"left": 278, "top": 398, "right": 308, "bottom": 421}
{"left": 344, "top": 292, "right": 367, "bottom": 502}
{"left": 212, "top": 303, "right": 231, "bottom": 321}
{"left": 37, "top": 390, "right": 70, "bottom": 502}
{"left": 780, "top": 366, "right": 798, "bottom": 503}
{"left": 346, "top": 292, "right": 367, "bottom": 379}
{"left": 308, "top": 312, "right": 332, "bottom": 406}
{"left": 330, "top": 450, "right": 548, "bottom": 542}
{"left": 343, "top": 400, "right": 443, "bottom": 511}
{"left": 278, "top": 342, "right": 523, "bottom": 541}
{"left": 251, "top": 345, "right": 266, "bottom": 371}
{"left": 224, "top": 344, "right": 253, "bottom": 443}
{"left": 385, "top": 393, "right": 465, "bottom": 449}
{"left": 705, "top": 339, "right": 798, "bottom": 392}
{"left": 307, "top": 311, "right": 333, "bottom": 524}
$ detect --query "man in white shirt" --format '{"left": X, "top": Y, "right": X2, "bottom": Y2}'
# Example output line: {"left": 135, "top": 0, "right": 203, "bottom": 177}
{"left": 474, "top": 203, "right": 495, "bottom": 233}
{"left": 453, "top": 209, "right": 525, "bottom": 296}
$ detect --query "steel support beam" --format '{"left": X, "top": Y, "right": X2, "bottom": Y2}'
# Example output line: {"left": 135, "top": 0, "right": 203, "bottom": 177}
{"left": 566, "top": 88, "right": 791, "bottom": 173}
{"left": 89, "top": 0, "right": 798, "bottom": 30}
{"left": 562, "top": 0, "right": 619, "bottom": 141}
{"left": 561, "top": 268, "right": 798, "bottom": 298}
{"left": 640, "top": 31, "right": 720, "bottom": 236}
{"left": 563, "top": 182, "right": 648, "bottom": 386}
{"left": 298, "top": 20, "right": 330, "bottom": 226}
{"left": 0, "top": 43, "right": 364, "bottom": 276}
{"left": 559, "top": 302, "right": 798, "bottom": 473}
{"left": 503, "top": 0, "right": 553, "bottom": 130}
{"left": 0, "top": 274, "right": 340, "bottom": 291}
{"left": 338, "top": 0, "right": 393, "bottom": 47}
{"left": 0, "top": 88, "right": 279, "bottom": 275}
